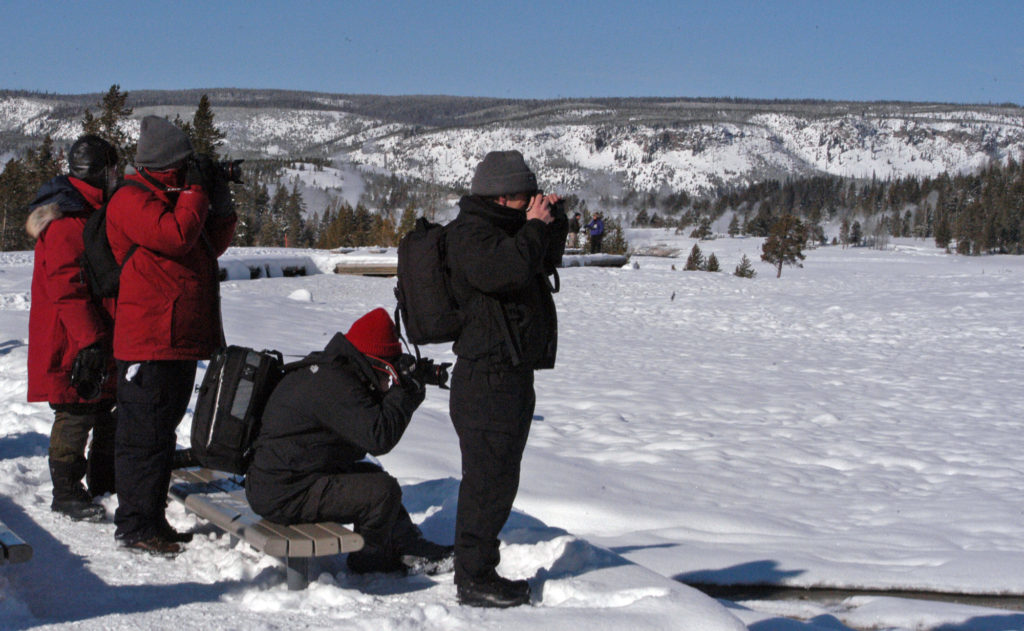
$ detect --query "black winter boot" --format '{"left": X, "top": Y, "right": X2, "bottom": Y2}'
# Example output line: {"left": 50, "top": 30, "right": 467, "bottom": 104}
{"left": 400, "top": 537, "right": 455, "bottom": 575}
{"left": 50, "top": 461, "right": 105, "bottom": 522}
{"left": 346, "top": 549, "right": 407, "bottom": 575}
{"left": 457, "top": 573, "right": 531, "bottom": 608}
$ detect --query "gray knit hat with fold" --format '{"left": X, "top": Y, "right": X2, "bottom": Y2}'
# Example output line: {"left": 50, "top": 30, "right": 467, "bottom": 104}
{"left": 470, "top": 150, "right": 537, "bottom": 196}
{"left": 134, "top": 115, "right": 193, "bottom": 169}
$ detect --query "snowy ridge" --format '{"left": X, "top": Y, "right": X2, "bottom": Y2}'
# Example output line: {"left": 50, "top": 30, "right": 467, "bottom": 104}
{"left": 2, "top": 93, "right": 1022, "bottom": 197}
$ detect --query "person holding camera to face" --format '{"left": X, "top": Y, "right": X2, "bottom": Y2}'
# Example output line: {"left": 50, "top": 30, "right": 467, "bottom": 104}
{"left": 245, "top": 308, "right": 454, "bottom": 576}
{"left": 445, "top": 150, "right": 566, "bottom": 608}
{"left": 26, "top": 135, "right": 120, "bottom": 522}
{"left": 106, "top": 115, "right": 237, "bottom": 555}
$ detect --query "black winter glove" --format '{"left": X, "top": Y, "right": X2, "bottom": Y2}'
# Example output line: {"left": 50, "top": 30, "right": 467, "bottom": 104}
{"left": 70, "top": 344, "right": 109, "bottom": 400}
{"left": 206, "top": 176, "right": 235, "bottom": 218}
{"left": 184, "top": 155, "right": 207, "bottom": 189}
{"left": 396, "top": 354, "right": 426, "bottom": 396}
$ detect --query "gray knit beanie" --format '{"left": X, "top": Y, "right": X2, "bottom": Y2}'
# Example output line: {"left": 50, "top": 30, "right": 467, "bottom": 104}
{"left": 470, "top": 150, "right": 537, "bottom": 196}
{"left": 135, "top": 115, "right": 193, "bottom": 169}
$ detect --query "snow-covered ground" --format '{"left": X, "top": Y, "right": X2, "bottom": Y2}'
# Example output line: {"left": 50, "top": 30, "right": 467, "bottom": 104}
{"left": 3, "top": 229, "right": 1024, "bottom": 630}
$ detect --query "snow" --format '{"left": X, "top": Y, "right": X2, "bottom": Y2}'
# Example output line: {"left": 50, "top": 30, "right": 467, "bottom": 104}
{"left": 3, "top": 229, "right": 1024, "bottom": 630}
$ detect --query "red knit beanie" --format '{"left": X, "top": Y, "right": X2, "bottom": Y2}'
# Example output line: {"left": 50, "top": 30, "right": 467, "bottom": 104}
{"left": 345, "top": 308, "right": 401, "bottom": 358}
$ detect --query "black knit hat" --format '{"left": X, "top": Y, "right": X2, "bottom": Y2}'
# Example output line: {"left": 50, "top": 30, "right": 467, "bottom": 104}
{"left": 470, "top": 150, "right": 537, "bottom": 196}
{"left": 68, "top": 135, "right": 117, "bottom": 190}
{"left": 135, "top": 115, "right": 193, "bottom": 169}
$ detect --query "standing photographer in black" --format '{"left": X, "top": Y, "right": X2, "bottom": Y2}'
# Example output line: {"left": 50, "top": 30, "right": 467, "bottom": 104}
{"left": 446, "top": 150, "right": 566, "bottom": 607}
{"left": 245, "top": 308, "right": 453, "bottom": 575}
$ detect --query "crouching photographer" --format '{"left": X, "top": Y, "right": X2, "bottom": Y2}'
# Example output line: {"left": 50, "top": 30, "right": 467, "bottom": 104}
{"left": 245, "top": 308, "right": 454, "bottom": 576}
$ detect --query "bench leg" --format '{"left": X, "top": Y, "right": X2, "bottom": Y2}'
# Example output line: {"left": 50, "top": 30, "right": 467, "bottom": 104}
{"left": 285, "top": 557, "right": 311, "bottom": 590}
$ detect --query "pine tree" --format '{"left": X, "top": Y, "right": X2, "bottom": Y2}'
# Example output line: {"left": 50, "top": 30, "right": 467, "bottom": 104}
{"left": 684, "top": 243, "right": 704, "bottom": 271}
{"left": 761, "top": 215, "right": 806, "bottom": 278}
{"left": 727, "top": 214, "right": 740, "bottom": 237}
{"left": 850, "top": 220, "right": 863, "bottom": 246}
{"left": 733, "top": 254, "right": 756, "bottom": 278}
{"left": 82, "top": 84, "right": 134, "bottom": 167}
{"left": 397, "top": 204, "right": 417, "bottom": 237}
{"left": 191, "top": 94, "right": 227, "bottom": 158}
{"left": 689, "top": 216, "right": 713, "bottom": 240}
{"left": 600, "top": 217, "right": 629, "bottom": 254}
{"left": 705, "top": 252, "right": 720, "bottom": 272}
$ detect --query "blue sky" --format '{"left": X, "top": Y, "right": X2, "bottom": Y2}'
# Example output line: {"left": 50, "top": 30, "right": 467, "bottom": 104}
{"left": 1, "top": 0, "right": 1020, "bottom": 104}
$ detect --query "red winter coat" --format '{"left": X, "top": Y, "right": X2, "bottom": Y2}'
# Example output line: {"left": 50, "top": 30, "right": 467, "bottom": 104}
{"left": 106, "top": 169, "right": 236, "bottom": 361}
{"left": 27, "top": 176, "right": 116, "bottom": 404}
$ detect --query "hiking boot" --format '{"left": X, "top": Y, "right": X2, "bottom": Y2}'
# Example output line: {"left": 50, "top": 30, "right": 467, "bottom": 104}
{"left": 120, "top": 535, "right": 183, "bottom": 557}
{"left": 456, "top": 574, "right": 531, "bottom": 608}
{"left": 51, "top": 496, "right": 105, "bottom": 522}
{"left": 171, "top": 448, "right": 199, "bottom": 470}
{"left": 400, "top": 538, "right": 454, "bottom": 575}
{"left": 157, "top": 520, "right": 194, "bottom": 543}
{"left": 346, "top": 550, "right": 407, "bottom": 575}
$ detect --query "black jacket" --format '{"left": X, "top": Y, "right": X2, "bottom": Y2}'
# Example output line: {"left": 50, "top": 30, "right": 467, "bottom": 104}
{"left": 245, "top": 332, "right": 424, "bottom": 519}
{"left": 446, "top": 195, "right": 560, "bottom": 370}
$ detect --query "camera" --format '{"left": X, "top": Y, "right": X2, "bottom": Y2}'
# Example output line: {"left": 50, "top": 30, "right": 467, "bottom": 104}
{"left": 548, "top": 198, "right": 567, "bottom": 220}
{"left": 398, "top": 355, "right": 451, "bottom": 389}
{"left": 190, "top": 154, "right": 244, "bottom": 185}
{"left": 216, "top": 158, "right": 244, "bottom": 184}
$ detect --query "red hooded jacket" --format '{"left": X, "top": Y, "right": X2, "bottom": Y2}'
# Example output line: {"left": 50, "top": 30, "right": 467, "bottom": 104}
{"left": 27, "top": 177, "right": 116, "bottom": 404}
{"left": 106, "top": 169, "right": 236, "bottom": 361}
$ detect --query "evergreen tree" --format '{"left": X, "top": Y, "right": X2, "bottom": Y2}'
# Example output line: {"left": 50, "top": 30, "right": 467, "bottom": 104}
{"left": 689, "top": 216, "right": 713, "bottom": 240}
{"left": 705, "top": 252, "right": 720, "bottom": 272}
{"left": 191, "top": 94, "right": 227, "bottom": 158}
{"left": 727, "top": 214, "right": 740, "bottom": 237}
{"left": 283, "top": 182, "right": 306, "bottom": 247}
{"left": 82, "top": 84, "right": 134, "bottom": 167}
{"left": 761, "top": 215, "right": 806, "bottom": 278}
{"left": 684, "top": 243, "right": 704, "bottom": 271}
{"left": 600, "top": 216, "right": 629, "bottom": 254}
{"left": 397, "top": 204, "right": 417, "bottom": 237}
{"left": 733, "top": 254, "right": 756, "bottom": 278}
{"left": 849, "top": 220, "right": 863, "bottom": 246}
{"left": 0, "top": 158, "right": 34, "bottom": 251}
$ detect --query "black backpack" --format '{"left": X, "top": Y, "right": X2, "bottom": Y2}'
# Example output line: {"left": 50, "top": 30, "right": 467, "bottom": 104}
{"left": 190, "top": 346, "right": 321, "bottom": 475}
{"left": 394, "top": 217, "right": 462, "bottom": 345}
{"left": 80, "top": 180, "right": 148, "bottom": 298}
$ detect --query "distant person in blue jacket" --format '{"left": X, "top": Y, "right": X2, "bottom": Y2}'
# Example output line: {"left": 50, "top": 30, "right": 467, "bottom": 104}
{"left": 586, "top": 212, "right": 605, "bottom": 253}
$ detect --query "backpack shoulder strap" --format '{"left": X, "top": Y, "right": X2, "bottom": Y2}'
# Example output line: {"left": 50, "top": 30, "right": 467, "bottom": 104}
{"left": 108, "top": 180, "right": 150, "bottom": 267}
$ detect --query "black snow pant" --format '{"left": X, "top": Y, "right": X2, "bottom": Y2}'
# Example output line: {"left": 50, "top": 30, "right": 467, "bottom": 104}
{"left": 49, "top": 400, "right": 117, "bottom": 499}
{"left": 589, "top": 233, "right": 603, "bottom": 254}
{"left": 261, "top": 462, "right": 422, "bottom": 563}
{"left": 449, "top": 358, "right": 535, "bottom": 585}
{"left": 113, "top": 359, "right": 196, "bottom": 542}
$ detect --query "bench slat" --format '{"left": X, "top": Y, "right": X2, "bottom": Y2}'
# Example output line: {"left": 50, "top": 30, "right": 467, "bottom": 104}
{"left": 170, "top": 468, "right": 362, "bottom": 559}
{"left": 0, "top": 521, "right": 32, "bottom": 565}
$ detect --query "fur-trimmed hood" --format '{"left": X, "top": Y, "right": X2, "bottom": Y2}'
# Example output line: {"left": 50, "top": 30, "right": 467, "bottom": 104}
{"left": 25, "top": 203, "right": 63, "bottom": 239}
{"left": 24, "top": 176, "right": 102, "bottom": 240}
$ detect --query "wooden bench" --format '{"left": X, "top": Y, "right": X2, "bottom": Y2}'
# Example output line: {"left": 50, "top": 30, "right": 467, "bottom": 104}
{"left": 169, "top": 468, "right": 364, "bottom": 589}
{"left": 0, "top": 520, "right": 32, "bottom": 565}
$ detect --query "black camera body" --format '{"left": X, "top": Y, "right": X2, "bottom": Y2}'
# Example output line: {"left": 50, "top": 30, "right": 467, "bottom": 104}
{"left": 217, "top": 158, "right": 244, "bottom": 184}
{"left": 398, "top": 354, "right": 451, "bottom": 390}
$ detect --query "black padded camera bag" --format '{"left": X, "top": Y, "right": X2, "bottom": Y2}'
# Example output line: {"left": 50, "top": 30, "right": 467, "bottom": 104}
{"left": 190, "top": 346, "right": 285, "bottom": 475}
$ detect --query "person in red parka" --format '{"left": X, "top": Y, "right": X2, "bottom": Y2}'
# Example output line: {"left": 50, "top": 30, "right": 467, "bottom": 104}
{"left": 26, "top": 135, "right": 120, "bottom": 522}
{"left": 106, "top": 115, "right": 237, "bottom": 556}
